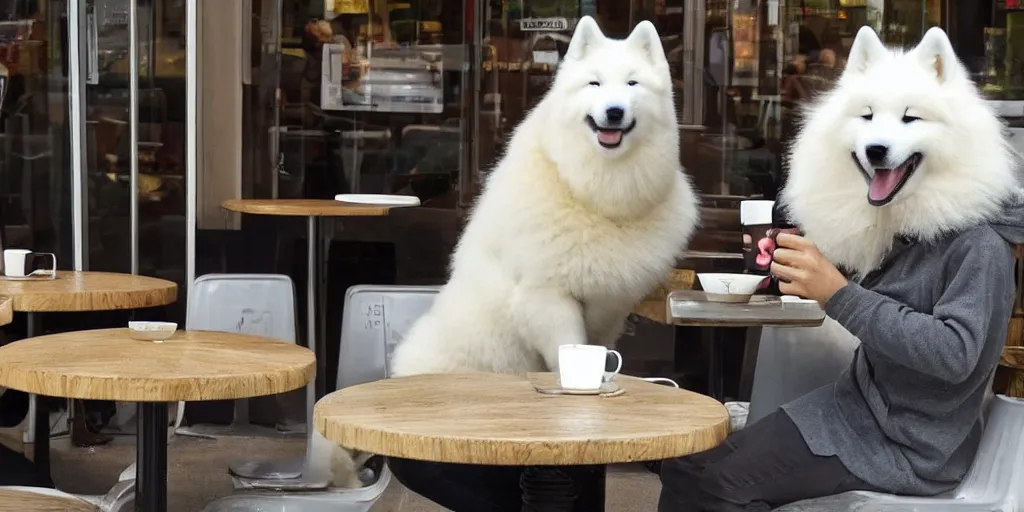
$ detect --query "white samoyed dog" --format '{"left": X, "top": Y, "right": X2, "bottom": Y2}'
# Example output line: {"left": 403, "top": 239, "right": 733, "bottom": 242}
{"left": 783, "top": 26, "right": 1017, "bottom": 277}
{"left": 390, "top": 16, "right": 698, "bottom": 377}
{"left": 311, "top": 16, "right": 699, "bottom": 487}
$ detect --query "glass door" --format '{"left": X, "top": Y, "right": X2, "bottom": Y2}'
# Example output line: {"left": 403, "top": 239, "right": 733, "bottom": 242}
{"left": 0, "top": 1, "right": 73, "bottom": 278}
{"left": 72, "top": 0, "right": 188, "bottom": 320}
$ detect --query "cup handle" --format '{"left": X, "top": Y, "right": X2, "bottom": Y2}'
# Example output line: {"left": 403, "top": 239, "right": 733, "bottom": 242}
{"left": 642, "top": 377, "right": 680, "bottom": 388}
{"left": 607, "top": 349, "right": 623, "bottom": 375}
{"left": 30, "top": 253, "right": 57, "bottom": 279}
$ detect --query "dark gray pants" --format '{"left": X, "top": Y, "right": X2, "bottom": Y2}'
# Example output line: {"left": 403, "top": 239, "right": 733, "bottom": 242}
{"left": 658, "top": 409, "right": 881, "bottom": 511}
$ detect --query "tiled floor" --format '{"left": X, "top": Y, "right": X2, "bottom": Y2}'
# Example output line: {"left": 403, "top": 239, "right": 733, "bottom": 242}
{"left": 50, "top": 435, "right": 663, "bottom": 511}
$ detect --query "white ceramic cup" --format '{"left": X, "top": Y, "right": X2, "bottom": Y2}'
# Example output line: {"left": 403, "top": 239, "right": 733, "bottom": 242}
{"left": 558, "top": 344, "right": 623, "bottom": 390}
{"left": 4, "top": 249, "right": 30, "bottom": 277}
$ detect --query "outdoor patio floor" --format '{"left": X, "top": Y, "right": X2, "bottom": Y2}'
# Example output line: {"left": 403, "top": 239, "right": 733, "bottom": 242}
{"left": 50, "top": 435, "right": 663, "bottom": 511}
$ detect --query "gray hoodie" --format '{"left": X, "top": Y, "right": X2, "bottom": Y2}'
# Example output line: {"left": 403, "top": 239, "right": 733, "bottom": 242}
{"left": 782, "top": 199, "right": 1024, "bottom": 495}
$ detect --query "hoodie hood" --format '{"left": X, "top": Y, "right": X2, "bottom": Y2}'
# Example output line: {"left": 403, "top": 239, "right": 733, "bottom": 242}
{"left": 989, "top": 189, "right": 1024, "bottom": 245}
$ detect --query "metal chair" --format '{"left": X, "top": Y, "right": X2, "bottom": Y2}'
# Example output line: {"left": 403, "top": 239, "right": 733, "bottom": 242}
{"left": 174, "top": 274, "right": 306, "bottom": 481}
{"left": 745, "top": 317, "right": 860, "bottom": 427}
{"left": 778, "top": 395, "right": 1024, "bottom": 512}
{"left": 207, "top": 285, "right": 440, "bottom": 511}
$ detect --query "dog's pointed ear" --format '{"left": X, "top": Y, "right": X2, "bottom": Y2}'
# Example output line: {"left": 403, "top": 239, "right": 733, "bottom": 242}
{"left": 912, "top": 27, "right": 960, "bottom": 84}
{"left": 625, "top": 20, "right": 667, "bottom": 64}
{"left": 566, "top": 16, "right": 605, "bottom": 61}
{"left": 845, "top": 26, "right": 887, "bottom": 74}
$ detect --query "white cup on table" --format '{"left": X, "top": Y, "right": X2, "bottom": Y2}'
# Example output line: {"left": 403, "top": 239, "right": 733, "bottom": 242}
{"left": 4, "top": 249, "right": 30, "bottom": 277}
{"left": 558, "top": 344, "right": 623, "bottom": 390}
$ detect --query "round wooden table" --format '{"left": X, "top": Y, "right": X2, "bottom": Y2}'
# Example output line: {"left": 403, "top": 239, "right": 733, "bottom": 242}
{"left": 0, "top": 271, "right": 177, "bottom": 313}
{"left": 0, "top": 488, "right": 98, "bottom": 511}
{"left": 0, "top": 328, "right": 315, "bottom": 512}
{"left": 668, "top": 290, "right": 826, "bottom": 401}
{"left": 0, "top": 270, "right": 178, "bottom": 473}
{"left": 314, "top": 372, "right": 730, "bottom": 511}
{"left": 221, "top": 198, "right": 407, "bottom": 481}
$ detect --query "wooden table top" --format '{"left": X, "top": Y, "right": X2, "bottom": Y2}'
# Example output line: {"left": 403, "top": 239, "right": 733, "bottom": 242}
{"left": 0, "top": 296, "right": 11, "bottom": 326}
{"left": 0, "top": 489, "right": 98, "bottom": 511}
{"left": 0, "top": 271, "right": 177, "bottom": 312}
{"left": 314, "top": 372, "right": 729, "bottom": 466}
{"left": 668, "top": 290, "right": 826, "bottom": 328}
{"left": 0, "top": 329, "right": 314, "bottom": 402}
{"left": 221, "top": 199, "right": 392, "bottom": 217}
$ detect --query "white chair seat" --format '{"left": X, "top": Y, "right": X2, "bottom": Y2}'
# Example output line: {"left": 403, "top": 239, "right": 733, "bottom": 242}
{"left": 778, "top": 395, "right": 1024, "bottom": 512}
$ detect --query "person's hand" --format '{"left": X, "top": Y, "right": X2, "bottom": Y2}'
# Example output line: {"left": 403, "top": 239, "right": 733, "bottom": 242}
{"left": 770, "top": 233, "right": 848, "bottom": 305}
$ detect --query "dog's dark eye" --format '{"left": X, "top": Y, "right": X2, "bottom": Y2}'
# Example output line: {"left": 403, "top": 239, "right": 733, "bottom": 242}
{"left": 627, "top": 80, "right": 638, "bottom": 86}
{"left": 902, "top": 115, "right": 921, "bottom": 123}
{"left": 588, "top": 81, "right": 600, "bottom": 87}
{"left": 861, "top": 113, "right": 873, "bottom": 121}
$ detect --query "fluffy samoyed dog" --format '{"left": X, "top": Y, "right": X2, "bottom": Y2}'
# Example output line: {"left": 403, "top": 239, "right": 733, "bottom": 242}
{"left": 782, "top": 26, "right": 1017, "bottom": 277}
{"left": 390, "top": 16, "right": 698, "bottom": 377}
{"left": 311, "top": 16, "right": 699, "bottom": 488}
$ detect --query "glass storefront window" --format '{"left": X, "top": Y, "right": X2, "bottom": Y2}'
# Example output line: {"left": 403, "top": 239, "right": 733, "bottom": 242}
{"left": 221, "top": 0, "right": 956, "bottom": 266}
{"left": 0, "top": 1, "right": 72, "bottom": 266}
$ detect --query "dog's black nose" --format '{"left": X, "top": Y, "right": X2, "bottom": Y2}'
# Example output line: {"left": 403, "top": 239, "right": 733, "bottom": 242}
{"left": 605, "top": 107, "right": 625, "bottom": 124}
{"left": 865, "top": 144, "right": 889, "bottom": 165}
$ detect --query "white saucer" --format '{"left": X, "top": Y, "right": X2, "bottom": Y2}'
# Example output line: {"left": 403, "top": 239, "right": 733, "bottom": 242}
{"left": 335, "top": 194, "right": 421, "bottom": 207}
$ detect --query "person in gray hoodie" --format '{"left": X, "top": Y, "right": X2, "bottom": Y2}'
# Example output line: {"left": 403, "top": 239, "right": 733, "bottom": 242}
{"left": 659, "top": 26, "right": 1024, "bottom": 511}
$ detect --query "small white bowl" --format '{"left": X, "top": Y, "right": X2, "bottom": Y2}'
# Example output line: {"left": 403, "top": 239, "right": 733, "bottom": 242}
{"left": 697, "top": 273, "right": 768, "bottom": 303}
{"left": 128, "top": 321, "right": 177, "bottom": 342}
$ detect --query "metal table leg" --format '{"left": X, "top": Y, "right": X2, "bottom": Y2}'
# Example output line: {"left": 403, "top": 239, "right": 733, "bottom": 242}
{"left": 704, "top": 328, "right": 725, "bottom": 402}
{"left": 227, "top": 380, "right": 322, "bottom": 487}
{"left": 521, "top": 465, "right": 606, "bottom": 512}
{"left": 23, "top": 312, "right": 51, "bottom": 477}
{"left": 136, "top": 402, "right": 168, "bottom": 512}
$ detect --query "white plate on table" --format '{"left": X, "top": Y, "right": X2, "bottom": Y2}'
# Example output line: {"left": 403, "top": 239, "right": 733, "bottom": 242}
{"left": 334, "top": 194, "right": 421, "bottom": 207}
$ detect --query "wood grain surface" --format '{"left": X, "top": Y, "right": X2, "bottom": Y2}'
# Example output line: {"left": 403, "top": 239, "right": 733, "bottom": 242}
{"left": 668, "top": 290, "right": 825, "bottom": 327}
{"left": 634, "top": 269, "right": 696, "bottom": 324}
{"left": 314, "top": 372, "right": 729, "bottom": 466}
{"left": 0, "top": 296, "right": 11, "bottom": 326}
{"left": 221, "top": 198, "right": 391, "bottom": 217}
{"left": 0, "top": 271, "right": 177, "bottom": 312}
{"left": 0, "top": 329, "right": 314, "bottom": 401}
{"left": 0, "top": 489, "right": 98, "bottom": 512}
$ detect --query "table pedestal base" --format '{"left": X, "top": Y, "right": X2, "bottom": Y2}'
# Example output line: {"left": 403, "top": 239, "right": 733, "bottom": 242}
{"left": 520, "top": 465, "right": 606, "bottom": 512}
{"left": 136, "top": 402, "right": 168, "bottom": 512}
{"left": 228, "top": 381, "right": 317, "bottom": 485}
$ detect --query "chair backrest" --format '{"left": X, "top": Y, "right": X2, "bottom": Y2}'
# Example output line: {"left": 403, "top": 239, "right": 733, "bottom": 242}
{"left": 187, "top": 274, "right": 298, "bottom": 344}
{"left": 747, "top": 317, "right": 859, "bottom": 426}
{"left": 336, "top": 284, "right": 440, "bottom": 390}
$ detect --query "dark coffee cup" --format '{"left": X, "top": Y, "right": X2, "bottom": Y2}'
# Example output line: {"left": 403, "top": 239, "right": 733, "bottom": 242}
{"left": 741, "top": 201, "right": 802, "bottom": 294}
{"left": 741, "top": 201, "right": 775, "bottom": 274}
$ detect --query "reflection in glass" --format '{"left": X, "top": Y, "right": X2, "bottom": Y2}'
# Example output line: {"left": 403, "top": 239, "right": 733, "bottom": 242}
{"left": 0, "top": 3, "right": 71, "bottom": 265}
{"left": 84, "top": 0, "right": 186, "bottom": 307}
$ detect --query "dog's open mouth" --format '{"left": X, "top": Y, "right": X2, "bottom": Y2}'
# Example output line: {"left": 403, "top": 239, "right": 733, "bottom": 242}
{"left": 851, "top": 152, "right": 922, "bottom": 206}
{"left": 586, "top": 116, "right": 637, "bottom": 149}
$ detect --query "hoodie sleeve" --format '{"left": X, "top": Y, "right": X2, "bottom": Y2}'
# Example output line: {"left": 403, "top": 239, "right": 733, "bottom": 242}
{"left": 823, "top": 232, "right": 1014, "bottom": 384}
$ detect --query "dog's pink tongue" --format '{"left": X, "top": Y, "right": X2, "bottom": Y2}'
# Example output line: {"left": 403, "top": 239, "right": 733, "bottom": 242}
{"left": 598, "top": 130, "right": 622, "bottom": 146}
{"left": 869, "top": 168, "right": 905, "bottom": 202}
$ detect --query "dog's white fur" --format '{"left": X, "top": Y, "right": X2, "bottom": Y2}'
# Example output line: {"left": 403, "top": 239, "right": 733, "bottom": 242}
{"left": 389, "top": 16, "right": 698, "bottom": 377}
{"left": 782, "top": 27, "right": 1018, "bottom": 277}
